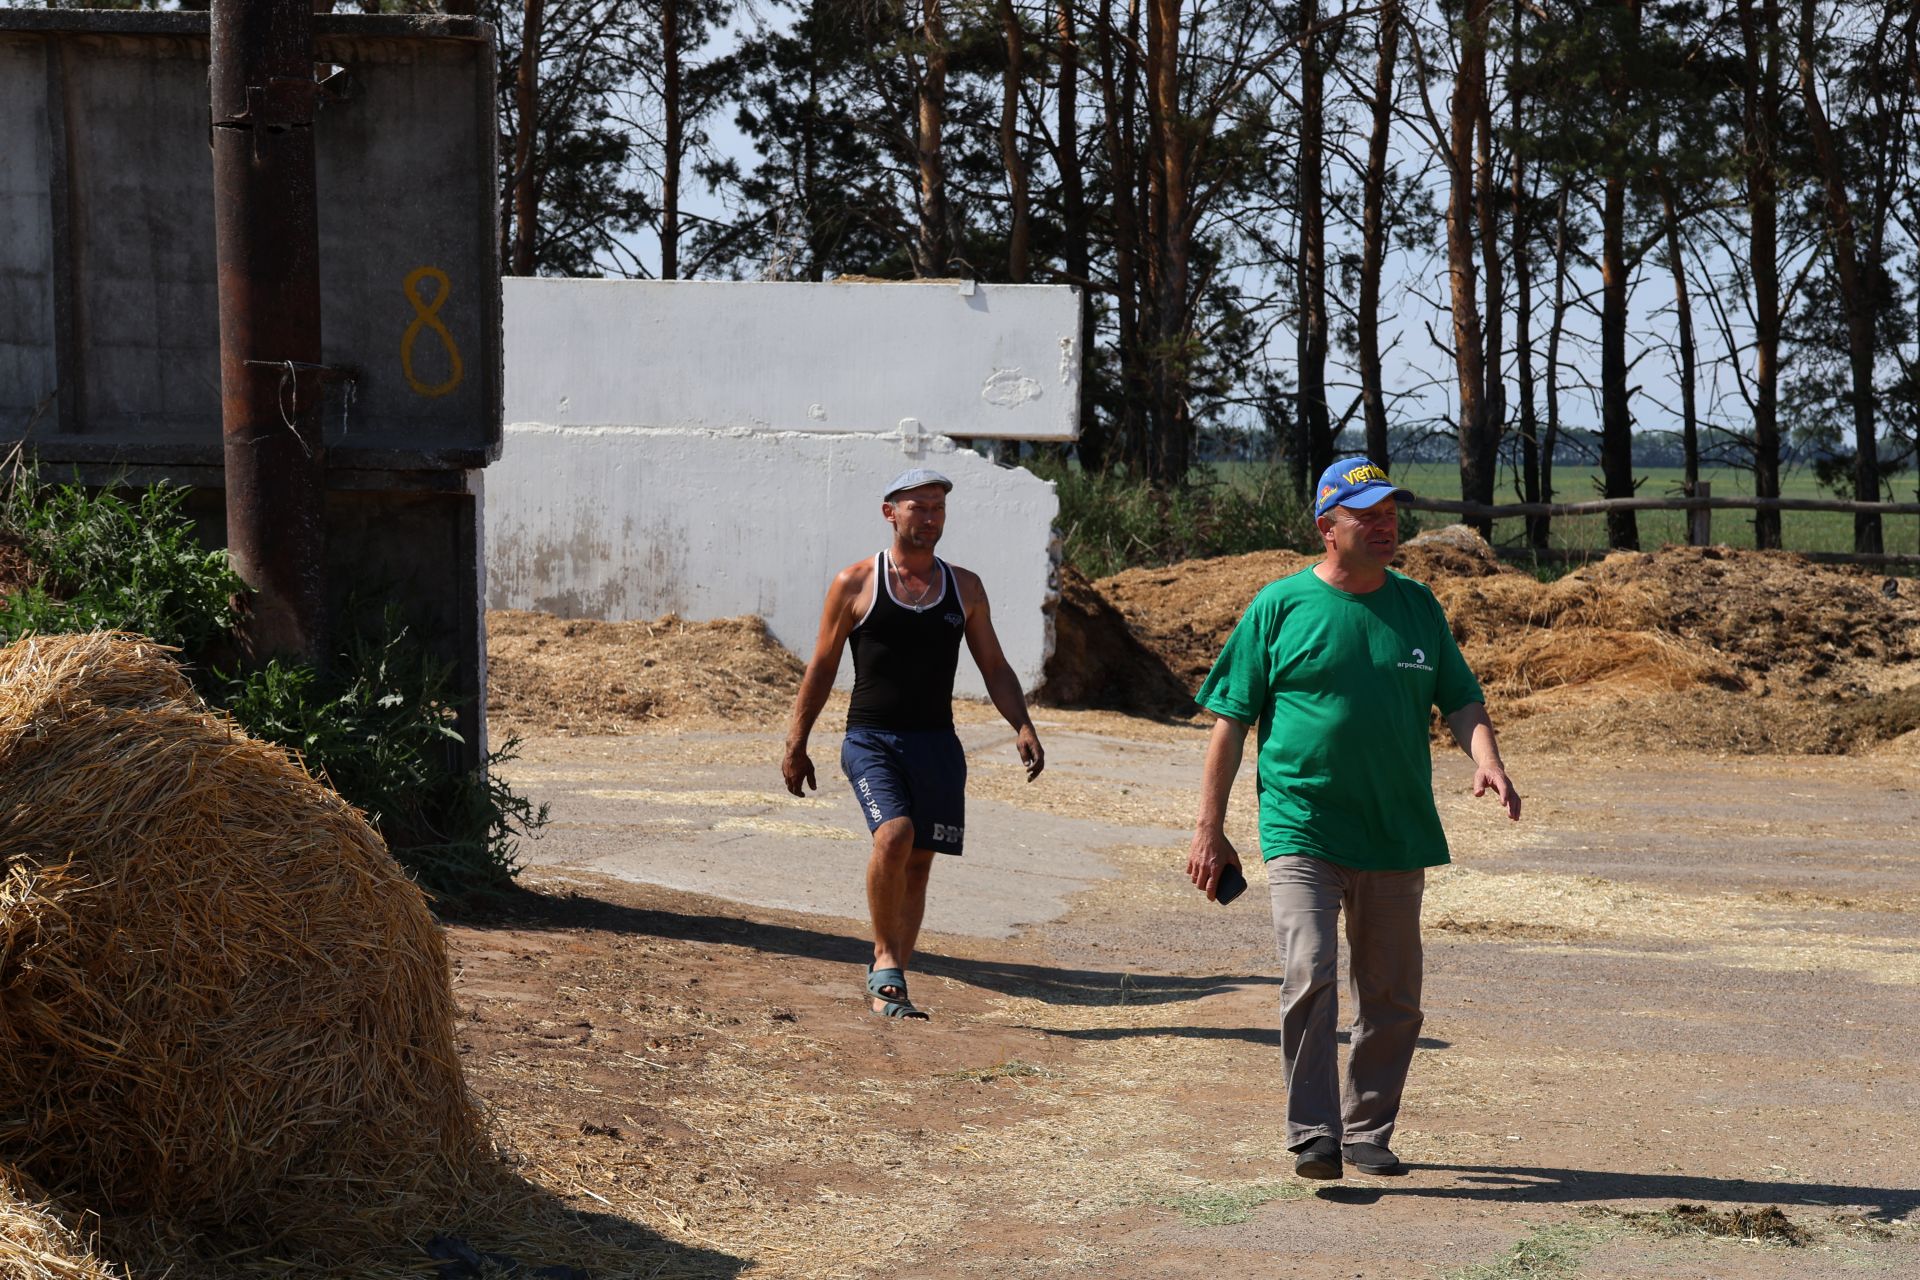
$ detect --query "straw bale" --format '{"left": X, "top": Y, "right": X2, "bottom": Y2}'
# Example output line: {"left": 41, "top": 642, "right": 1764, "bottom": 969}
{"left": 0, "top": 1166, "right": 120, "bottom": 1280}
{"left": 0, "top": 633, "right": 480, "bottom": 1244}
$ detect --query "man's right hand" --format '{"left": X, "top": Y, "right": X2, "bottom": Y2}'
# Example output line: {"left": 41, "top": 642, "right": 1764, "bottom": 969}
{"left": 782, "top": 744, "right": 816, "bottom": 796}
{"left": 1186, "top": 826, "right": 1243, "bottom": 901}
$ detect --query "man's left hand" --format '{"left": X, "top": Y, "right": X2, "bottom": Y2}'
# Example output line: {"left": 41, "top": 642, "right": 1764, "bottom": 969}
{"left": 1016, "top": 725, "right": 1044, "bottom": 782}
{"left": 1474, "top": 765, "right": 1521, "bottom": 820}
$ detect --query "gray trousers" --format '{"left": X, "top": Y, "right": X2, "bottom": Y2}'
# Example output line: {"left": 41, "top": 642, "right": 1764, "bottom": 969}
{"left": 1266, "top": 855, "right": 1426, "bottom": 1151}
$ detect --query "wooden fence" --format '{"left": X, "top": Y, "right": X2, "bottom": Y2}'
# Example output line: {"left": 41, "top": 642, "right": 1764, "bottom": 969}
{"left": 1402, "top": 482, "right": 1920, "bottom": 568}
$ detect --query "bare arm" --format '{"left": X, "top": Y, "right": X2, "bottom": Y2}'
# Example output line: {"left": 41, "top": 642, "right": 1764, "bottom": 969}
{"left": 1186, "top": 715, "right": 1251, "bottom": 899}
{"left": 782, "top": 563, "right": 867, "bottom": 795}
{"left": 1445, "top": 701, "right": 1521, "bottom": 820}
{"left": 957, "top": 570, "right": 1043, "bottom": 781}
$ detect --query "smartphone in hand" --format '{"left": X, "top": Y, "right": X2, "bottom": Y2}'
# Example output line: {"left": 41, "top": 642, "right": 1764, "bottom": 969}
{"left": 1214, "top": 862, "right": 1248, "bottom": 906}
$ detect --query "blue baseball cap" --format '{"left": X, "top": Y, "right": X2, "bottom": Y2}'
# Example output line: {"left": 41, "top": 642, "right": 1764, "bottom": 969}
{"left": 1313, "top": 457, "right": 1412, "bottom": 518}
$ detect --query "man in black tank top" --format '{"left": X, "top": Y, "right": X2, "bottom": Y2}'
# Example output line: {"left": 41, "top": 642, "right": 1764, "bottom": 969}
{"left": 783, "top": 468, "right": 1045, "bottom": 1020}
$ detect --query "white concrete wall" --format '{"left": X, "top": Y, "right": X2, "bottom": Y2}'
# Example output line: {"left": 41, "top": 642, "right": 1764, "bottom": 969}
{"left": 484, "top": 424, "right": 1059, "bottom": 698}
{"left": 503, "top": 277, "right": 1080, "bottom": 441}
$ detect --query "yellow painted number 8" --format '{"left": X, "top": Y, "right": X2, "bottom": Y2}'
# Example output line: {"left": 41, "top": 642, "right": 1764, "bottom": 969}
{"left": 400, "top": 266, "right": 465, "bottom": 397}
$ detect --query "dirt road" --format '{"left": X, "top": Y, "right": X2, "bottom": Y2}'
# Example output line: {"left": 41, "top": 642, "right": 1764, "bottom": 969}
{"left": 456, "top": 711, "right": 1920, "bottom": 1279}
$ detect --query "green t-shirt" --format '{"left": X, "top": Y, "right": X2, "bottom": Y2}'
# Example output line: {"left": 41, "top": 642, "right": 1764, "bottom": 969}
{"left": 1195, "top": 566, "right": 1483, "bottom": 871}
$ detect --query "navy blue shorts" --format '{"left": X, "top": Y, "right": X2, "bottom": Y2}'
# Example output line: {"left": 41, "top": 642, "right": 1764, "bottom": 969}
{"left": 839, "top": 728, "right": 968, "bottom": 855}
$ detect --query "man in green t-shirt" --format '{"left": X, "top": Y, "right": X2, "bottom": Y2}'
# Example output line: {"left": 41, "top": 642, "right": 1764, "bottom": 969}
{"left": 1186, "top": 457, "right": 1521, "bottom": 1181}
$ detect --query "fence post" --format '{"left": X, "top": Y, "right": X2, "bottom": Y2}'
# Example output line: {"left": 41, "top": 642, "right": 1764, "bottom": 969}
{"left": 1688, "top": 481, "right": 1711, "bottom": 546}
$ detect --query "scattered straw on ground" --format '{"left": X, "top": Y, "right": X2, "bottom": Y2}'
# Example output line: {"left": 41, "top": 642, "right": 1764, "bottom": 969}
{"left": 1425, "top": 865, "right": 1920, "bottom": 986}
{"left": 488, "top": 609, "right": 802, "bottom": 735}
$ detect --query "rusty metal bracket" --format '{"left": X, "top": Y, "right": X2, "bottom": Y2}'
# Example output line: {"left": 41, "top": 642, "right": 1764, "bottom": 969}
{"left": 244, "top": 360, "right": 359, "bottom": 440}
{"left": 248, "top": 76, "right": 319, "bottom": 129}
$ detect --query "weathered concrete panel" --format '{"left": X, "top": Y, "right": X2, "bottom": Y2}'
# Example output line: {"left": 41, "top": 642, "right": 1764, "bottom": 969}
{"left": 503, "top": 278, "right": 1082, "bottom": 441}
{"left": 0, "top": 37, "right": 55, "bottom": 417}
{"left": 61, "top": 31, "right": 218, "bottom": 437}
{"left": 0, "top": 12, "right": 500, "bottom": 470}
{"left": 484, "top": 425, "right": 1059, "bottom": 700}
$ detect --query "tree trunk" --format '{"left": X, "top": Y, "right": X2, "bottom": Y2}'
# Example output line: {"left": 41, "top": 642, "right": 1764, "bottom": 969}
{"left": 511, "top": 0, "right": 544, "bottom": 277}
{"left": 802, "top": 46, "right": 825, "bottom": 282}
{"left": 1599, "top": 170, "right": 1636, "bottom": 549}
{"left": 914, "top": 0, "right": 952, "bottom": 277}
{"left": 1544, "top": 185, "right": 1569, "bottom": 538}
{"left": 1598, "top": 0, "right": 1640, "bottom": 550}
{"left": 1297, "top": 0, "right": 1332, "bottom": 490}
{"left": 1097, "top": 0, "right": 1145, "bottom": 471}
{"left": 1797, "top": 0, "right": 1882, "bottom": 552}
{"left": 1656, "top": 168, "right": 1699, "bottom": 496}
{"left": 660, "top": 0, "right": 681, "bottom": 279}
{"left": 1738, "top": 0, "right": 1783, "bottom": 548}
{"left": 1474, "top": 44, "right": 1504, "bottom": 515}
{"left": 999, "top": 0, "right": 1032, "bottom": 282}
{"left": 1359, "top": 0, "right": 1399, "bottom": 471}
{"left": 1058, "top": 0, "right": 1100, "bottom": 464}
{"left": 1511, "top": 0, "right": 1542, "bottom": 546}
{"left": 1448, "top": 0, "right": 1492, "bottom": 536}
{"left": 1146, "top": 0, "right": 1191, "bottom": 483}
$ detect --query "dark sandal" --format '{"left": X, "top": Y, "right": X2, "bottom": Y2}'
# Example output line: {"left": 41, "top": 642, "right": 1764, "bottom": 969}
{"left": 866, "top": 965, "right": 929, "bottom": 1020}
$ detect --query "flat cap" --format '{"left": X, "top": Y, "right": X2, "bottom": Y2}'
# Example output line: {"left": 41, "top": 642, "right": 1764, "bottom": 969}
{"left": 883, "top": 468, "right": 954, "bottom": 500}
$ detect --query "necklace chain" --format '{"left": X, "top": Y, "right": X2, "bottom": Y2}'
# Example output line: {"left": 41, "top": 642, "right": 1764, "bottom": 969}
{"left": 888, "top": 552, "right": 938, "bottom": 611}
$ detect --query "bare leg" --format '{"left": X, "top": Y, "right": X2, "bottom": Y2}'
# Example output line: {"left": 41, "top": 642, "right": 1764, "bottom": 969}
{"left": 867, "top": 817, "right": 937, "bottom": 1012}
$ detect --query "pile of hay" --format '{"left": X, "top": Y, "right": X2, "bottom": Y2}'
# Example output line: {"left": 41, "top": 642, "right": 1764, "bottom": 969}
{"left": 1063, "top": 532, "right": 1920, "bottom": 752}
{"left": 487, "top": 609, "right": 803, "bottom": 733}
{"left": 1037, "top": 566, "right": 1193, "bottom": 713}
{"left": 0, "top": 633, "right": 481, "bottom": 1264}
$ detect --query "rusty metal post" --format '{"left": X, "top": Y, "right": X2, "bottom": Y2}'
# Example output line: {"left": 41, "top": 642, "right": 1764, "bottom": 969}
{"left": 211, "top": 0, "right": 327, "bottom": 667}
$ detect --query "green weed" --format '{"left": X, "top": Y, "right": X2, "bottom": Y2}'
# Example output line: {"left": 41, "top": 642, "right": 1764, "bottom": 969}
{"left": 0, "top": 467, "right": 544, "bottom": 907}
{"left": 1160, "top": 1180, "right": 1310, "bottom": 1227}
{"left": 0, "top": 471, "right": 240, "bottom": 652}
{"left": 1444, "top": 1221, "right": 1610, "bottom": 1280}
{"left": 217, "top": 611, "right": 547, "bottom": 906}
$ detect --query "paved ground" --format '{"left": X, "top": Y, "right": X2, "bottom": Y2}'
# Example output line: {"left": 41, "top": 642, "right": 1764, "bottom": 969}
{"left": 502, "top": 722, "right": 1174, "bottom": 938}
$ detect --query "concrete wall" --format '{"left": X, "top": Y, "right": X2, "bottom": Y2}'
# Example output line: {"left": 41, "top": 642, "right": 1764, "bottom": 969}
{"left": 0, "top": 12, "right": 501, "bottom": 468}
{"left": 503, "top": 278, "right": 1079, "bottom": 441}
{"left": 484, "top": 424, "right": 1059, "bottom": 698}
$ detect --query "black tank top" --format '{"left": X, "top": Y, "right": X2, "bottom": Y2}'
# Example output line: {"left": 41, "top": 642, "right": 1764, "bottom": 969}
{"left": 846, "top": 552, "right": 967, "bottom": 730}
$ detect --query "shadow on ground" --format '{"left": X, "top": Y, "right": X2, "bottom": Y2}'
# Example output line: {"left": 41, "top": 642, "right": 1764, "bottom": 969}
{"left": 88, "top": 1166, "right": 749, "bottom": 1280}
{"left": 1034, "top": 1025, "right": 1449, "bottom": 1049}
{"left": 478, "top": 888, "right": 1273, "bottom": 1009}
{"left": 1315, "top": 1164, "right": 1920, "bottom": 1223}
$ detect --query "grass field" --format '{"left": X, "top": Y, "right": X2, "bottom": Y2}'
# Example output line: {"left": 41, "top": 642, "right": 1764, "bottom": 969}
{"left": 1213, "top": 461, "right": 1920, "bottom": 559}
